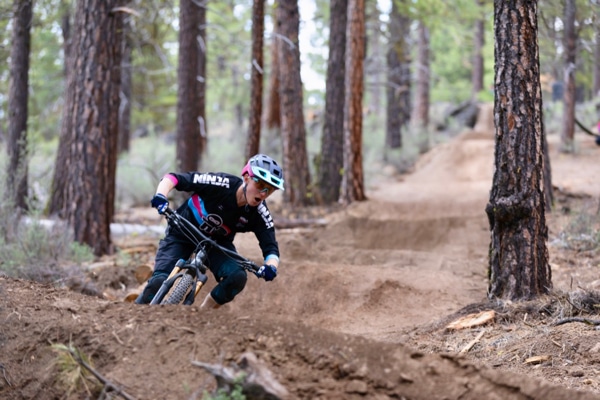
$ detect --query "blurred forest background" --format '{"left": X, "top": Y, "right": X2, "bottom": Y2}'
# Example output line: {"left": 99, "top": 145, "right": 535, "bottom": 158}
{"left": 0, "top": 0, "right": 599, "bottom": 267}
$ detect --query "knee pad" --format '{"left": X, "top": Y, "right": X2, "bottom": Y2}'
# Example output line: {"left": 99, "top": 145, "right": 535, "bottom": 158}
{"left": 211, "top": 269, "right": 247, "bottom": 304}
{"left": 229, "top": 269, "right": 248, "bottom": 293}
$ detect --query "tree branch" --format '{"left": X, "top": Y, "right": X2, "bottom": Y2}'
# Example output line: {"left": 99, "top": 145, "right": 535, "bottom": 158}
{"left": 67, "top": 348, "right": 137, "bottom": 400}
{"left": 574, "top": 117, "right": 599, "bottom": 138}
{"left": 553, "top": 317, "right": 600, "bottom": 327}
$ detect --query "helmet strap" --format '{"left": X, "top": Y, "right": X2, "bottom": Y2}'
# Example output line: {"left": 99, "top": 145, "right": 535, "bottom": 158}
{"left": 242, "top": 179, "right": 250, "bottom": 211}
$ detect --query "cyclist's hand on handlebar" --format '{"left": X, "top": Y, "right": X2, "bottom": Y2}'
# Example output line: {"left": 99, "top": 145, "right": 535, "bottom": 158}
{"left": 258, "top": 264, "right": 277, "bottom": 281}
{"left": 150, "top": 193, "right": 169, "bottom": 214}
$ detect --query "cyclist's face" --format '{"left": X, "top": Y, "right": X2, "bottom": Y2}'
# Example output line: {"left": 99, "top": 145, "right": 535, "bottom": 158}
{"left": 245, "top": 175, "right": 276, "bottom": 206}
{"left": 252, "top": 177, "right": 276, "bottom": 196}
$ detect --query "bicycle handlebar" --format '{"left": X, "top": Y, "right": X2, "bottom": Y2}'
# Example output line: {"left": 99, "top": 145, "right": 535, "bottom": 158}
{"left": 162, "top": 208, "right": 261, "bottom": 275}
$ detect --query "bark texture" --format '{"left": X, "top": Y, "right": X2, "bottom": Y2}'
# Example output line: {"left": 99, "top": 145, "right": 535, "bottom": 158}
{"left": 246, "top": 0, "right": 265, "bottom": 160}
{"left": 118, "top": 20, "right": 132, "bottom": 154}
{"left": 277, "top": 0, "right": 311, "bottom": 206}
{"left": 412, "top": 21, "right": 430, "bottom": 129}
{"left": 7, "top": 0, "right": 33, "bottom": 211}
{"left": 472, "top": 0, "right": 485, "bottom": 97}
{"left": 264, "top": 4, "right": 281, "bottom": 130}
{"left": 487, "top": 0, "right": 551, "bottom": 300}
{"left": 49, "top": 0, "right": 124, "bottom": 256}
{"left": 340, "top": 0, "right": 366, "bottom": 204}
{"left": 560, "top": 0, "right": 576, "bottom": 153}
{"left": 176, "top": 0, "right": 206, "bottom": 171}
{"left": 317, "top": 0, "right": 347, "bottom": 204}
{"left": 385, "top": 0, "right": 410, "bottom": 149}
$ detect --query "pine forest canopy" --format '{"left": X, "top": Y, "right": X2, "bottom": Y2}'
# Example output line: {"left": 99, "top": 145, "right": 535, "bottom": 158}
{"left": 0, "top": 0, "right": 597, "bottom": 150}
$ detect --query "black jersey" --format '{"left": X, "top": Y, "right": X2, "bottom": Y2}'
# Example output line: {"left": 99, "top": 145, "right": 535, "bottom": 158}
{"left": 167, "top": 171, "right": 279, "bottom": 260}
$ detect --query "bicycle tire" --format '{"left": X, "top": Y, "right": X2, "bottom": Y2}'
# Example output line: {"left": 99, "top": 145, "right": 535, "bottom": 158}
{"left": 161, "top": 273, "right": 194, "bottom": 305}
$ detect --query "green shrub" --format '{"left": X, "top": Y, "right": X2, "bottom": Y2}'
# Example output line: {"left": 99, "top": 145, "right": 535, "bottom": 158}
{"left": 0, "top": 151, "right": 94, "bottom": 282}
{"left": 554, "top": 201, "right": 600, "bottom": 252}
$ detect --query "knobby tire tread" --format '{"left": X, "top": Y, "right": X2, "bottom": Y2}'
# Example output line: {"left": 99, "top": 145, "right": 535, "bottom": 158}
{"left": 162, "top": 273, "right": 194, "bottom": 305}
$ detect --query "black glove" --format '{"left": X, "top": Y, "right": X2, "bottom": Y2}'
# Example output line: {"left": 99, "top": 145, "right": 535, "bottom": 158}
{"left": 150, "top": 193, "right": 169, "bottom": 214}
{"left": 258, "top": 265, "right": 277, "bottom": 281}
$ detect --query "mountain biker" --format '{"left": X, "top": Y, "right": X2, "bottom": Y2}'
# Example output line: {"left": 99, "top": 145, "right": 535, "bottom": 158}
{"left": 135, "top": 154, "right": 285, "bottom": 309}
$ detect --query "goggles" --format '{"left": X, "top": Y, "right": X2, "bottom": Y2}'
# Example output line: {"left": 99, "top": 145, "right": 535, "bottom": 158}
{"left": 252, "top": 177, "right": 276, "bottom": 195}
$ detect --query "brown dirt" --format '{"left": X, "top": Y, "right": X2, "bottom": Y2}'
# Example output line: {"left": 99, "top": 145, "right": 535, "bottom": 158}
{"left": 3, "top": 107, "right": 600, "bottom": 399}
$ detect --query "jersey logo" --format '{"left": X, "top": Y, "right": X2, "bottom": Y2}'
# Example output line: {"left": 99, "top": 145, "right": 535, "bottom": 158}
{"left": 236, "top": 216, "right": 249, "bottom": 228}
{"left": 199, "top": 214, "right": 231, "bottom": 236}
{"left": 192, "top": 173, "right": 230, "bottom": 188}
{"left": 257, "top": 203, "right": 274, "bottom": 229}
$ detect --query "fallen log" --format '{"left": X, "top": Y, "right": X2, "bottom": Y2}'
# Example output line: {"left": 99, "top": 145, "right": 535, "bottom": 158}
{"left": 192, "top": 352, "right": 289, "bottom": 400}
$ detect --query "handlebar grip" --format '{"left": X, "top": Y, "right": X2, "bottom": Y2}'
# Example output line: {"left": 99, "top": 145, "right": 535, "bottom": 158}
{"left": 164, "top": 207, "right": 174, "bottom": 216}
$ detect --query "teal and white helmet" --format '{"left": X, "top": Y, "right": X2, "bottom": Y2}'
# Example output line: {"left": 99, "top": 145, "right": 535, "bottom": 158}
{"left": 241, "top": 154, "right": 285, "bottom": 191}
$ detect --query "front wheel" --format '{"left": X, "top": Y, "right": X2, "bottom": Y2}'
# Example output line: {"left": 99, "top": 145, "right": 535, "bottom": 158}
{"left": 161, "top": 273, "right": 194, "bottom": 305}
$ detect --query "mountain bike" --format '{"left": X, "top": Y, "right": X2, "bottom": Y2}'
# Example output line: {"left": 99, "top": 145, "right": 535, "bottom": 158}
{"left": 149, "top": 207, "right": 262, "bottom": 305}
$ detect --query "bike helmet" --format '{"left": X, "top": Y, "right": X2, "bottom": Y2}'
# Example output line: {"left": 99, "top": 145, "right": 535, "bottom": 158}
{"left": 241, "top": 154, "right": 285, "bottom": 191}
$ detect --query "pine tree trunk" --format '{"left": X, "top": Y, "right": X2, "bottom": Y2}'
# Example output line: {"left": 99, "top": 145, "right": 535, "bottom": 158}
{"left": 560, "top": 0, "right": 576, "bottom": 153}
{"left": 277, "top": 0, "right": 310, "bottom": 206}
{"left": 246, "top": 0, "right": 265, "bottom": 160}
{"left": 118, "top": 24, "right": 132, "bottom": 154}
{"left": 176, "top": 0, "right": 203, "bottom": 171}
{"left": 197, "top": 1, "right": 207, "bottom": 157}
{"left": 412, "top": 21, "right": 430, "bottom": 129}
{"left": 50, "top": 0, "right": 124, "bottom": 256}
{"left": 487, "top": 0, "right": 551, "bottom": 300}
{"left": 472, "top": 0, "right": 485, "bottom": 97}
{"left": 317, "top": 0, "right": 347, "bottom": 204}
{"left": 7, "top": 0, "right": 33, "bottom": 211}
{"left": 594, "top": 7, "right": 600, "bottom": 97}
{"left": 340, "top": 0, "right": 366, "bottom": 204}
{"left": 385, "top": 0, "right": 410, "bottom": 149}
{"left": 264, "top": 4, "right": 281, "bottom": 131}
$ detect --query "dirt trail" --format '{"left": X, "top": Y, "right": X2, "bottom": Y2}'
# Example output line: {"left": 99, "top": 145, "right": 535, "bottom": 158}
{"left": 3, "top": 103, "right": 600, "bottom": 399}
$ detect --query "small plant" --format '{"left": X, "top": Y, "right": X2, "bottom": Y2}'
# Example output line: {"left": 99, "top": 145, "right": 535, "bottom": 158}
{"left": 554, "top": 202, "right": 600, "bottom": 252}
{"left": 50, "top": 343, "right": 101, "bottom": 397}
{"left": 69, "top": 241, "right": 95, "bottom": 265}
{"left": 202, "top": 374, "right": 247, "bottom": 400}
{"left": 0, "top": 153, "right": 95, "bottom": 283}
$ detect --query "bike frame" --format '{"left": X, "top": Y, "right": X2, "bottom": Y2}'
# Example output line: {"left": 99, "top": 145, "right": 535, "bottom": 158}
{"left": 149, "top": 207, "right": 261, "bottom": 305}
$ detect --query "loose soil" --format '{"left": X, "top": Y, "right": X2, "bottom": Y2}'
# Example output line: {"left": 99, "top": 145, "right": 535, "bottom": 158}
{"left": 3, "top": 105, "right": 600, "bottom": 399}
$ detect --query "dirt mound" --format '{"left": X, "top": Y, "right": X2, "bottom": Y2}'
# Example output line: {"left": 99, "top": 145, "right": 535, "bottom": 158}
{"left": 2, "top": 277, "right": 600, "bottom": 400}
{"left": 3, "top": 113, "right": 600, "bottom": 399}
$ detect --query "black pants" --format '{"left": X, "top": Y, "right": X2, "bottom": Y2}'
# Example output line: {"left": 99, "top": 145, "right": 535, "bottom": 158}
{"left": 135, "top": 232, "right": 248, "bottom": 305}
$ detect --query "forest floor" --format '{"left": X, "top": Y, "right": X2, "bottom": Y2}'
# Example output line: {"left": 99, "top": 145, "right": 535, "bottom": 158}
{"left": 3, "top": 105, "right": 600, "bottom": 399}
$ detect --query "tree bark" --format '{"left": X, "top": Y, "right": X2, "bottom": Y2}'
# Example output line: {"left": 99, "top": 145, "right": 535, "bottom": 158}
{"left": 594, "top": 5, "right": 600, "bottom": 98}
{"left": 487, "top": 0, "right": 551, "bottom": 300}
{"left": 277, "top": 0, "right": 311, "bottom": 206}
{"left": 365, "top": 0, "right": 382, "bottom": 117}
{"left": 118, "top": 20, "right": 132, "bottom": 154}
{"left": 385, "top": 0, "right": 410, "bottom": 150}
{"left": 560, "top": 0, "right": 576, "bottom": 153}
{"left": 49, "top": 0, "right": 125, "bottom": 256}
{"left": 472, "top": 0, "right": 485, "bottom": 98}
{"left": 264, "top": 4, "right": 281, "bottom": 131}
{"left": 198, "top": 1, "right": 207, "bottom": 157}
{"left": 49, "top": 2, "right": 74, "bottom": 217}
{"left": 7, "top": 0, "right": 33, "bottom": 211}
{"left": 340, "top": 0, "right": 366, "bottom": 204}
{"left": 411, "top": 21, "right": 430, "bottom": 130}
{"left": 176, "top": 0, "right": 205, "bottom": 171}
{"left": 317, "top": 0, "right": 347, "bottom": 205}
{"left": 246, "top": 0, "right": 265, "bottom": 160}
